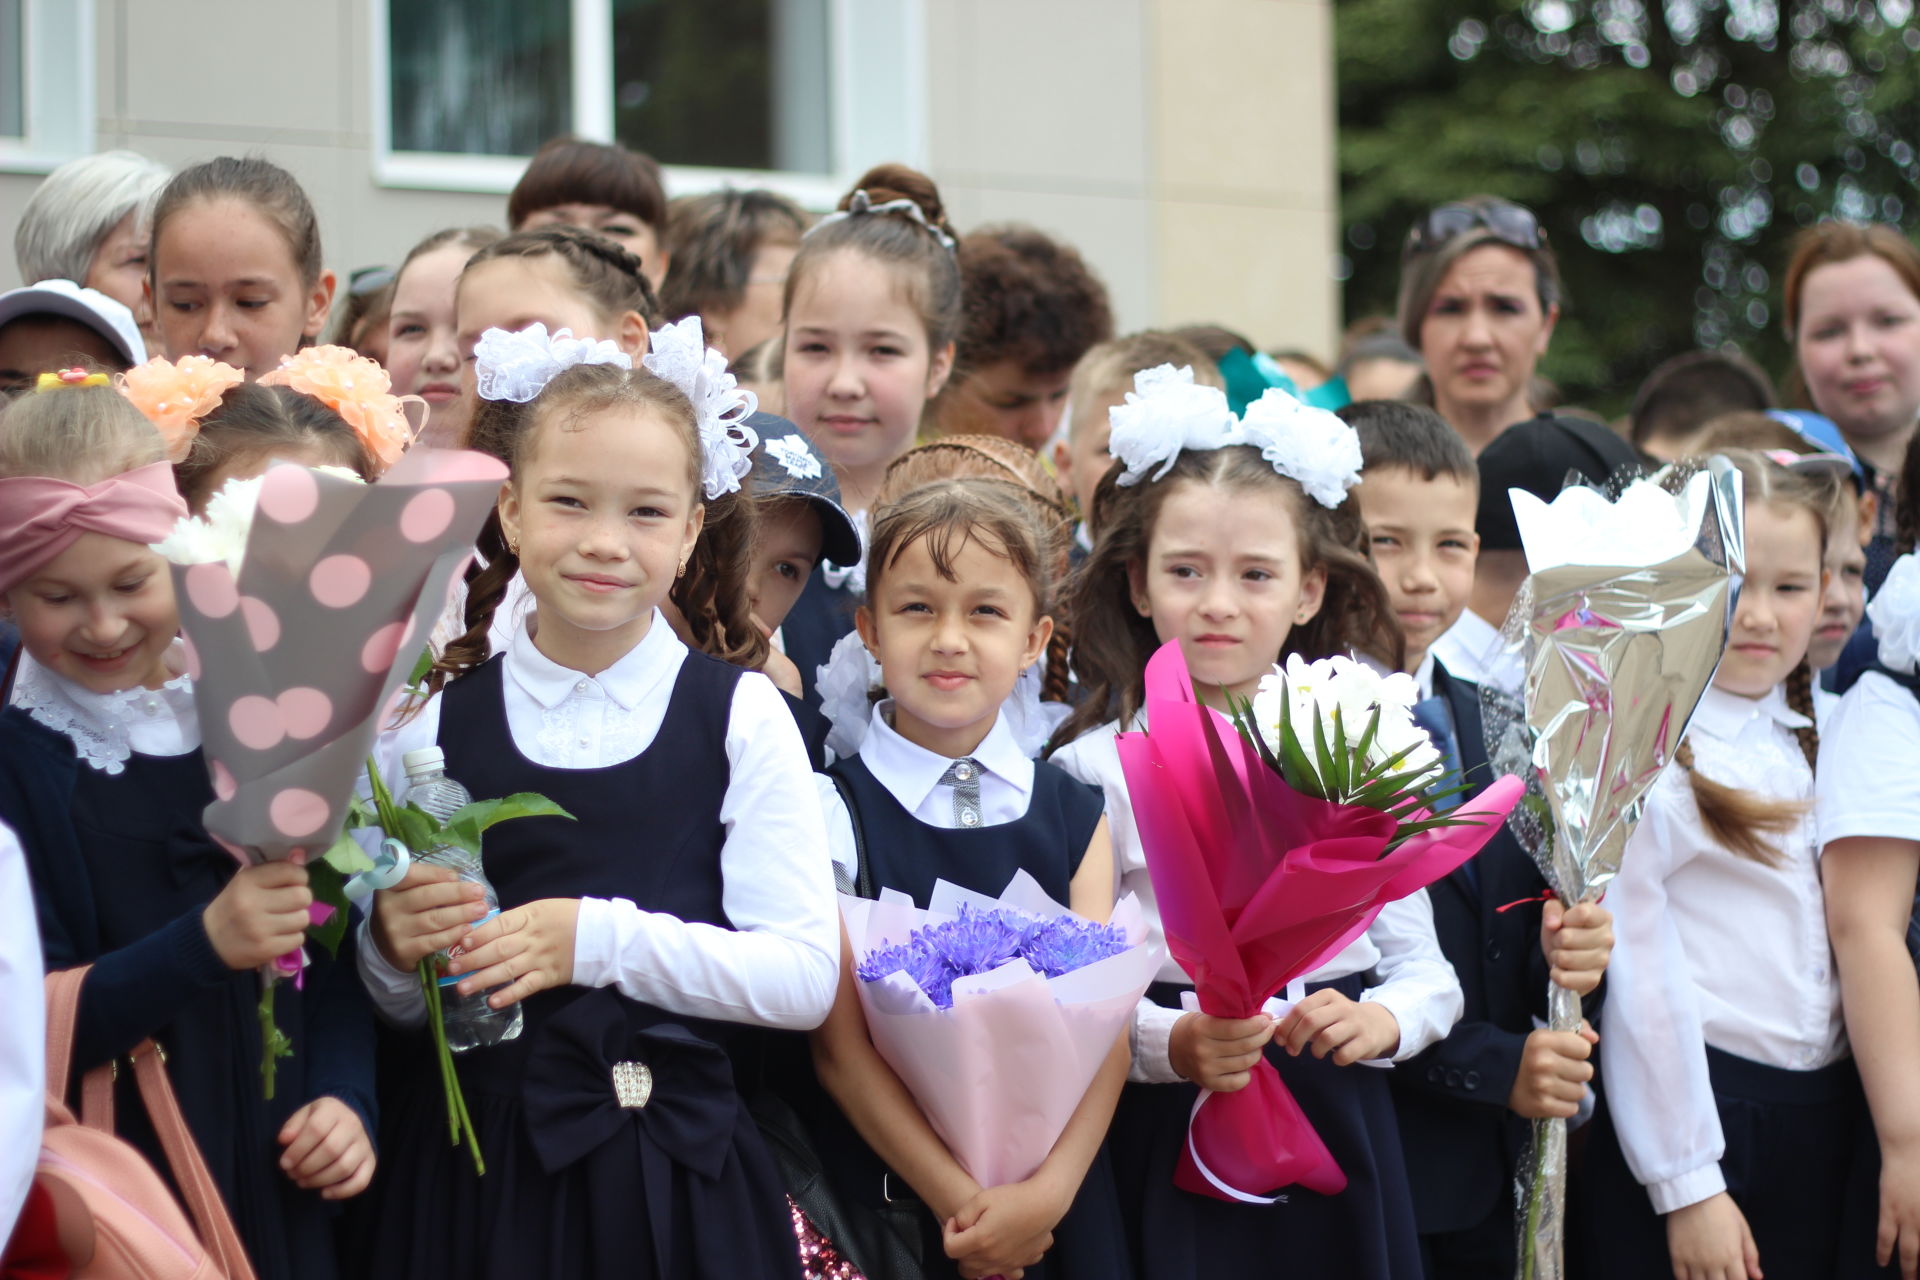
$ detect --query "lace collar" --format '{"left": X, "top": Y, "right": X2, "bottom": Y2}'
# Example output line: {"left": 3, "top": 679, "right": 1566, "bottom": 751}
{"left": 11, "top": 648, "right": 198, "bottom": 774}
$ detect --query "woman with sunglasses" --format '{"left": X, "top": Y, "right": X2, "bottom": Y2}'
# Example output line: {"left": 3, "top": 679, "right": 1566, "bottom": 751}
{"left": 1396, "top": 197, "right": 1563, "bottom": 454}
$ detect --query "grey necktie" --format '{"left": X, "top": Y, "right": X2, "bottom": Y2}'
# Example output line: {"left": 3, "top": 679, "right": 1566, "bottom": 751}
{"left": 941, "top": 757, "right": 983, "bottom": 828}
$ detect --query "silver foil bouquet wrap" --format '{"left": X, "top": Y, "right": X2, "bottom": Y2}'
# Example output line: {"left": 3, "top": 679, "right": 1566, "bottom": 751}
{"left": 1480, "top": 460, "right": 1743, "bottom": 1280}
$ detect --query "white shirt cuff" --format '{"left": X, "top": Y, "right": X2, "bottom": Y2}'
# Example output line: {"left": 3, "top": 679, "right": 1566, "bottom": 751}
{"left": 1129, "top": 997, "right": 1186, "bottom": 1084}
{"left": 1649, "top": 1164, "right": 1727, "bottom": 1216}
{"left": 572, "top": 896, "right": 622, "bottom": 990}
{"left": 355, "top": 915, "right": 426, "bottom": 1027}
{"left": 1362, "top": 983, "right": 1449, "bottom": 1063}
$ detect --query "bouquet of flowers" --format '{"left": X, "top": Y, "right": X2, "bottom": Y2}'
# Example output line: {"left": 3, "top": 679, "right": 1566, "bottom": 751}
{"left": 1481, "top": 463, "right": 1742, "bottom": 1280}
{"left": 150, "top": 448, "right": 509, "bottom": 1097}
{"left": 840, "top": 870, "right": 1159, "bottom": 1191}
{"left": 1116, "top": 641, "right": 1523, "bottom": 1203}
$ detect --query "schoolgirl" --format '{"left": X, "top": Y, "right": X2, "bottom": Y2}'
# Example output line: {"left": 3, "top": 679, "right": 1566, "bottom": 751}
{"left": 146, "top": 156, "right": 335, "bottom": 382}
{"left": 1575, "top": 452, "right": 1870, "bottom": 1280}
{"left": 1047, "top": 367, "right": 1462, "bottom": 1278}
{"left": 349, "top": 340, "right": 838, "bottom": 1280}
{"left": 0, "top": 373, "right": 377, "bottom": 1280}
{"left": 799, "top": 476, "right": 1130, "bottom": 1280}
{"left": 776, "top": 164, "right": 962, "bottom": 699}
{"left": 1817, "top": 424, "right": 1920, "bottom": 1279}
{"left": 383, "top": 225, "right": 503, "bottom": 449}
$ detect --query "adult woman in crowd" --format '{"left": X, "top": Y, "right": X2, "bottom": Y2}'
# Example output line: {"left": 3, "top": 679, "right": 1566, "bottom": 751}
{"left": 12, "top": 150, "right": 171, "bottom": 342}
{"left": 1782, "top": 221, "right": 1920, "bottom": 592}
{"left": 1396, "top": 196, "right": 1562, "bottom": 454}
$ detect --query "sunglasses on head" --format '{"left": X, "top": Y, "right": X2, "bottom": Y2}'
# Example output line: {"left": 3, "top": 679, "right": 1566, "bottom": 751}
{"left": 1404, "top": 202, "right": 1548, "bottom": 257}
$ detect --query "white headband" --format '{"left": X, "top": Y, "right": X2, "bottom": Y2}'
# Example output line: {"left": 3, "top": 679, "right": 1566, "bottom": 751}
{"left": 1106, "top": 364, "right": 1361, "bottom": 508}
{"left": 641, "top": 316, "right": 759, "bottom": 500}
{"left": 806, "top": 188, "right": 957, "bottom": 253}
{"left": 472, "top": 323, "right": 630, "bottom": 404}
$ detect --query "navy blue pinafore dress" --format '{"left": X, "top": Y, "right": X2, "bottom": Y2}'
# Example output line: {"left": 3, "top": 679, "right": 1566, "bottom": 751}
{"left": 354, "top": 652, "right": 802, "bottom": 1280}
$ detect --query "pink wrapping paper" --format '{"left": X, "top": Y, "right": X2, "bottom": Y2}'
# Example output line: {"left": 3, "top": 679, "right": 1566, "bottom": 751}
{"left": 841, "top": 871, "right": 1159, "bottom": 1190}
{"left": 1115, "top": 641, "right": 1523, "bottom": 1202}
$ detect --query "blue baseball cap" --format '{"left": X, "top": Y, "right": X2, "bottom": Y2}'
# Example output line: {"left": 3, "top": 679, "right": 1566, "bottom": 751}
{"left": 1767, "top": 410, "right": 1865, "bottom": 486}
{"left": 744, "top": 412, "right": 863, "bottom": 567}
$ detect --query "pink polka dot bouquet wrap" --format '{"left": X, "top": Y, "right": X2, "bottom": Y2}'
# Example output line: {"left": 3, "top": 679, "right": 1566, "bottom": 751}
{"left": 151, "top": 447, "right": 509, "bottom": 1095}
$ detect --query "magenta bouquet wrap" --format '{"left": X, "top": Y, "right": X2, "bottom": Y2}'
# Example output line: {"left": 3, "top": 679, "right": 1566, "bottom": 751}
{"left": 1115, "top": 641, "right": 1523, "bottom": 1203}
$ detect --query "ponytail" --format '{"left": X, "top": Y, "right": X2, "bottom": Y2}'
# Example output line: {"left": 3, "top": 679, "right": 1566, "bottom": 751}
{"left": 1673, "top": 734, "right": 1806, "bottom": 867}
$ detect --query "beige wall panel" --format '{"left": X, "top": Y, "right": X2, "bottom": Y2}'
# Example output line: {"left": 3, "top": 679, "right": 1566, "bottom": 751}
{"left": 121, "top": 2, "right": 355, "bottom": 141}
{"left": 1156, "top": 200, "right": 1339, "bottom": 358}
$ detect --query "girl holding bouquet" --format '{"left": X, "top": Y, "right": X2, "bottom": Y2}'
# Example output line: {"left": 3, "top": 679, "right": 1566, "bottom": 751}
{"left": 350, "top": 348, "right": 839, "bottom": 1280}
{"left": 0, "top": 374, "right": 378, "bottom": 1279}
{"left": 799, "top": 476, "right": 1130, "bottom": 1280}
{"left": 1047, "top": 366, "right": 1461, "bottom": 1279}
{"left": 1574, "top": 452, "right": 1873, "bottom": 1280}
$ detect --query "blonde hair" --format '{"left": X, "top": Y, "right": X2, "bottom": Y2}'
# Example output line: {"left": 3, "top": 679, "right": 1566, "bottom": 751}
{"left": 0, "top": 381, "right": 166, "bottom": 482}
{"left": 1066, "top": 332, "right": 1224, "bottom": 442}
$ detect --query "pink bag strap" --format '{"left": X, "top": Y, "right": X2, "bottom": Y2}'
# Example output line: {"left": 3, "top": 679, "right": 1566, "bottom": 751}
{"left": 42, "top": 966, "right": 114, "bottom": 1129}
{"left": 129, "top": 1043, "right": 257, "bottom": 1280}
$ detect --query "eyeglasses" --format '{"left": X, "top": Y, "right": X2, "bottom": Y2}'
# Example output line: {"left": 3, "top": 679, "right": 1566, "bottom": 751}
{"left": 1404, "top": 202, "right": 1548, "bottom": 257}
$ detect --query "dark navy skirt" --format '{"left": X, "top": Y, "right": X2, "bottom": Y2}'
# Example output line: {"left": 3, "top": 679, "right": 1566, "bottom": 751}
{"left": 1109, "top": 975, "right": 1422, "bottom": 1279}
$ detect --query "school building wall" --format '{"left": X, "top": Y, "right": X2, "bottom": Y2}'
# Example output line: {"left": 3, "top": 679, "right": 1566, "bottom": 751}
{"left": 0, "top": 0, "right": 1340, "bottom": 362}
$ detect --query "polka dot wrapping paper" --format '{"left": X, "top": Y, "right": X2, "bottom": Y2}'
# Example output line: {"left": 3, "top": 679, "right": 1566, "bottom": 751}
{"left": 169, "top": 447, "right": 508, "bottom": 864}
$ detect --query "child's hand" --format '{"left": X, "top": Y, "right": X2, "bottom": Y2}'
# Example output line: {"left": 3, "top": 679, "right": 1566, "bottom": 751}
{"left": 1276, "top": 990, "right": 1401, "bottom": 1065}
{"left": 1666, "top": 1191, "right": 1763, "bottom": 1280}
{"left": 369, "top": 862, "right": 488, "bottom": 971}
{"left": 445, "top": 897, "right": 580, "bottom": 1007}
{"left": 1875, "top": 1138, "right": 1920, "bottom": 1280}
{"left": 755, "top": 616, "right": 805, "bottom": 699}
{"left": 277, "top": 1097, "right": 376, "bottom": 1200}
{"left": 202, "top": 861, "right": 312, "bottom": 971}
{"left": 942, "top": 1180, "right": 1063, "bottom": 1279}
{"left": 1542, "top": 900, "right": 1614, "bottom": 996}
{"left": 1507, "top": 1023, "right": 1598, "bottom": 1119}
{"left": 1168, "top": 1011, "right": 1275, "bottom": 1092}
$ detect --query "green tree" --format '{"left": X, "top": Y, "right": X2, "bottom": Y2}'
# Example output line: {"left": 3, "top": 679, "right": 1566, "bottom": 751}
{"left": 1337, "top": 0, "right": 1920, "bottom": 416}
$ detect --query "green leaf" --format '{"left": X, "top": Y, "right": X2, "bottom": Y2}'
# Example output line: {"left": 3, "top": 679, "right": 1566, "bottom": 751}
{"left": 319, "top": 828, "right": 374, "bottom": 876}
{"left": 391, "top": 806, "right": 439, "bottom": 854}
{"left": 1351, "top": 705, "right": 1381, "bottom": 773}
{"left": 1274, "top": 679, "right": 1325, "bottom": 798}
{"left": 305, "top": 860, "right": 351, "bottom": 958}
{"left": 406, "top": 643, "right": 436, "bottom": 689}
{"left": 437, "top": 794, "right": 574, "bottom": 858}
{"left": 365, "top": 756, "right": 403, "bottom": 833}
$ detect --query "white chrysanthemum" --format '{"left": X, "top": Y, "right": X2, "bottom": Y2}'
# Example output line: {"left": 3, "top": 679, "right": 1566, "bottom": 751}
{"left": 1250, "top": 653, "right": 1439, "bottom": 788}
{"left": 1870, "top": 553, "right": 1920, "bottom": 674}
{"left": 1238, "top": 388, "right": 1363, "bottom": 509}
{"left": 152, "top": 474, "right": 264, "bottom": 578}
{"left": 1105, "top": 363, "right": 1237, "bottom": 487}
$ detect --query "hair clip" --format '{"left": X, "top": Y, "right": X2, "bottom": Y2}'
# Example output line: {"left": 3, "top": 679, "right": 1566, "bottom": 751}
{"left": 806, "top": 188, "right": 958, "bottom": 253}
{"left": 1106, "top": 364, "right": 1361, "bottom": 507}
{"left": 259, "top": 345, "right": 417, "bottom": 471}
{"left": 117, "top": 355, "right": 246, "bottom": 461}
{"left": 473, "top": 323, "right": 631, "bottom": 405}
{"left": 642, "top": 316, "right": 759, "bottom": 500}
{"left": 39, "top": 367, "right": 110, "bottom": 390}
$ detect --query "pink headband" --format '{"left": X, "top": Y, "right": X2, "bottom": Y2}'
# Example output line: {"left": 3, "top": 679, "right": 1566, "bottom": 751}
{"left": 0, "top": 461, "right": 189, "bottom": 596}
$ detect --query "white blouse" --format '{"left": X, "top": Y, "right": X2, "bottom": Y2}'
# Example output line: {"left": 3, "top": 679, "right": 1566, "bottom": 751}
{"left": 1603, "top": 684, "right": 1845, "bottom": 1216}
{"left": 1050, "top": 717, "right": 1463, "bottom": 1084}
{"left": 356, "top": 611, "right": 840, "bottom": 1033}
{"left": 10, "top": 649, "right": 199, "bottom": 768}
{"left": 0, "top": 818, "right": 43, "bottom": 1244}
{"left": 1429, "top": 609, "right": 1522, "bottom": 697}
{"left": 1817, "top": 670, "right": 1920, "bottom": 847}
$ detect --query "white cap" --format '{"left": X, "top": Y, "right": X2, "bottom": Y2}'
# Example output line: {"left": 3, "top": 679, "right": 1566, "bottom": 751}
{"left": 401, "top": 746, "right": 447, "bottom": 777}
{"left": 0, "top": 278, "right": 146, "bottom": 368}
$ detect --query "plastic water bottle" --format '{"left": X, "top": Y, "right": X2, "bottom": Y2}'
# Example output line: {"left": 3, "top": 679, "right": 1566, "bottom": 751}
{"left": 401, "top": 746, "right": 523, "bottom": 1052}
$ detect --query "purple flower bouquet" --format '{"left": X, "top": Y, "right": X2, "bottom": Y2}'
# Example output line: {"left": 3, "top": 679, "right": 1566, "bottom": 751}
{"left": 843, "top": 871, "right": 1158, "bottom": 1190}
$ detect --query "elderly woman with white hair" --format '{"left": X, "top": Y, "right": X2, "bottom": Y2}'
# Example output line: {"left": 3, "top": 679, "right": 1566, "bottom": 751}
{"left": 12, "top": 149, "right": 171, "bottom": 339}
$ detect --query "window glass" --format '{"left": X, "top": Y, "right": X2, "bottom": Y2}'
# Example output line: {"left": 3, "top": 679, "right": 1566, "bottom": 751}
{"left": 388, "top": 0, "right": 571, "bottom": 156}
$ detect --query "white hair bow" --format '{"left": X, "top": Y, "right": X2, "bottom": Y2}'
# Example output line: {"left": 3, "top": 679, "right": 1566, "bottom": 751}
{"left": 641, "top": 316, "right": 760, "bottom": 500}
{"left": 806, "top": 188, "right": 957, "bottom": 252}
{"left": 1106, "top": 363, "right": 1362, "bottom": 508}
{"left": 472, "top": 323, "right": 631, "bottom": 404}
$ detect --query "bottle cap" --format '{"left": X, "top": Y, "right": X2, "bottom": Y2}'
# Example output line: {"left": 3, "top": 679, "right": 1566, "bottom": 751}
{"left": 401, "top": 746, "right": 447, "bottom": 778}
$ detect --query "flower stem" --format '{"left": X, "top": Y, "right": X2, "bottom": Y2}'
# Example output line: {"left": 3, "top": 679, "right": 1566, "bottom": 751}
{"left": 417, "top": 958, "right": 485, "bottom": 1176}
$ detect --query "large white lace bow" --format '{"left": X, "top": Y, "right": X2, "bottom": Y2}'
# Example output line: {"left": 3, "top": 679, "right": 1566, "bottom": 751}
{"left": 1870, "top": 552, "right": 1920, "bottom": 674}
{"left": 642, "top": 316, "right": 760, "bottom": 500}
{"left": 814, "top": 630, "right": 1068, "bottom": 761}
{"left": 1239, "top": 387, "right": 1364, "bottom": 509}
{"left": 473, "top": 323, "right": 631, "bottom": 404}
{"left": 1107, "top": 364, "right": 1237, "bottom": 486}
{"left": 1106, "top": 363, "right": 1361, "bottom": 507}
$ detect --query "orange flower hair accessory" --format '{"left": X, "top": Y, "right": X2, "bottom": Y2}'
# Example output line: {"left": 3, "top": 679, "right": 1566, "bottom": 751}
{"left": 258, "top": 345, "right": 417, "bottom": 473}
{"left": 116, "top": 355, "right": 246, "bottom": 461}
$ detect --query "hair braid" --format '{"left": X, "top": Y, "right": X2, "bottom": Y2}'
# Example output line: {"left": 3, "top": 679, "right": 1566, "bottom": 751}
{"left": 1782, "top": 658, "right": 1820, "bottom": 771}
{"left": 422, "top": 510, "right": 516, "bottom": 699}
{"left": 1042, "top": 612, "right": 1074, "bottom": 706}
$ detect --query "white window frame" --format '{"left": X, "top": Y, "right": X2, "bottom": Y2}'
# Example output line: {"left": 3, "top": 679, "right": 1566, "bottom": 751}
{"left": 369, "top": 0, "right": 924, "bottom": 209}
{"left": 0, "top": 0, "right": 95, "bottom": 174}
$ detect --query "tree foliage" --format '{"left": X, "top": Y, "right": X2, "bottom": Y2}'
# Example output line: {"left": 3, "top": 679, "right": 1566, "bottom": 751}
{"left": 1336, "top": 0, "right": 1920, "bottom": 415}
